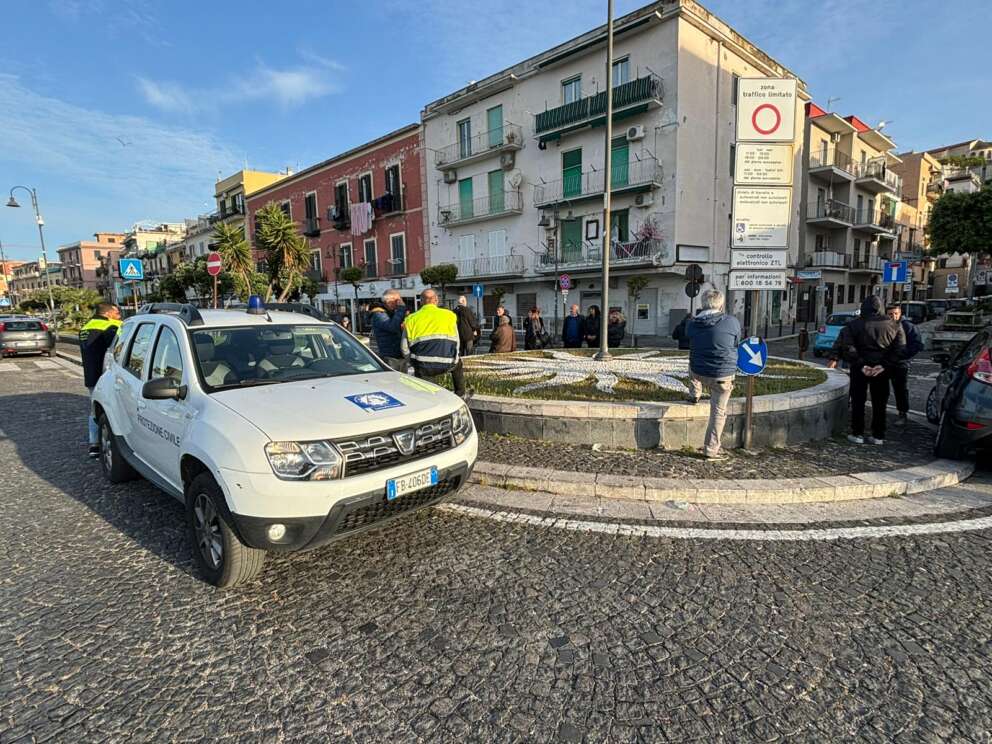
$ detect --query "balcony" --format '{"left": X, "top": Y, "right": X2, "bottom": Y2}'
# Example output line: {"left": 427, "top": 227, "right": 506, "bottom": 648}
{"left": 808, "top": 149, "right": 857, "bottom": 182}
{"left": 926, "top": 180, "right": 944, "bottom": 201}
{"left": 454, "top": 254, "right": 525, "bottom": 279}
{"left": 438, "top": 189, "right": 523, "bottom": 227}
{"left": 855, "top": 159, "right": 902, "bottom": 195}
{"left": 853, "top": 209, "right": 897, "bottom": 236}
{"left": 534, "top": 74, "right": 663, "bottom": 141}
{"left": 302, "top": 217, "right": 321, "bottom": 237}
{"left": 850, "top": 255, "right": 884, "bottom": 273}
{"left": 534, "top": 156, "right": 662, "bottom": 208}
{"left": 807, "top": 201, "right": 855, "bottom": 228}
{"left": 806, "top": 251, "right": 851, "bottom": 269}
{"left": 534, "top": 238, "right": 663, "bottom": 273}
{"left": 435, "top": 123, "right": 524, "bottom": 170}
{"left": 372, "top": 190, "right": 405, "bottom": 217}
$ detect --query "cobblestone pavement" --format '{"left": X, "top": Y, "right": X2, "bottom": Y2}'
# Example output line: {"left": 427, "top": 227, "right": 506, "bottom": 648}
{"left": 3, "top": 358, "right": 992, "bottom": 742}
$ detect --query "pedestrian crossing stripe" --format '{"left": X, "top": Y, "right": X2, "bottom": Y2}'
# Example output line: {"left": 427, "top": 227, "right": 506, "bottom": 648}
{"left": 0, "top": 360, "right": 61, "bottom": 371}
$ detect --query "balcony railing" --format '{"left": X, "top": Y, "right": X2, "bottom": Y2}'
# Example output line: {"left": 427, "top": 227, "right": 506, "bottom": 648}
{"left": 372, "top": 190, "right": 404, "bottom": 216}
{"left": 435, "top": 123, "right": 524, "bottom": 168}
{"left": 454, "top": 254, "right": 525, "bottom": 279}
{"left": 807, "top": 201, "right": 855, "bottom": 224}
{"left": 536, "top": 238, "right": 663, "bottom": 271}
{"left": 854, "top": 209, "right": 897, "bottom": 232}
{"left": 364, "top": 263, "right": 378, "bottom": 280}
{"left": 302, "top": 217, "right": 321, "bottom": 237}
{"left": 808, "top": 148, "right": 857, "bottom": 177}
{"left": 534, "top": 156, "right": 662, "bottom": 206}
{"left": 856, "top": 159, "right": 902, "bottom": 195}
{"left": 387, "top": 257, "right": 406, "bottom": 275}
{"left": 806, "top": 252, "right": 850, "bottom": 268}
{"left": 438, "top": 189, "right": 523, "bottom": 227}
{"left": 851, "top": 255, "right": 884, "bottom": 272}
{"left": 926, "top": 180, "right": 944, "bottom": 198}
{"left": 535, "top": 74, "right": 663, "bottom": 136}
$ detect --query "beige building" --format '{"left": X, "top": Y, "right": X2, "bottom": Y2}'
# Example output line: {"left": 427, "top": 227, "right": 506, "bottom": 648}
{"left": 56, "top": 232, "right": 126, "bottom": 291}
{"left": 214, "top": 169, "right": 289, "bottom": 237}
{"left": 927, "top": 139, "right": 992, "bottom": 189}
{"left": 799, "top": 102, "right": 903, "bottom": 317}
{"left": 890, "top": 151, "right": 942, "bottom": 256}
{"left": 9, "top": 260, "right": 63, "bottom": 299}
{"left": 1, "top": 259, "right": 26, "bottom": 305}
{"left": 115, "top": 223, "right": 186, "bottom": 304}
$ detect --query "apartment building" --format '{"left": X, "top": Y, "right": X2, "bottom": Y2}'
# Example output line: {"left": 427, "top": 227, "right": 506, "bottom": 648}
{"left": 214, "top": 169, "right": 289, "bottom": 238}
{"left": 114, "top": 223, "right": 186, "bottom": 304}
{"left": 56, "top": 232, "right": 125, "bottom": 291}
{"left": 9, "top": 260, "right": 63, "bottom": 298}
{"left": 927, "top": 139, "right": 992, "bottom": 190}
{"left": 799, "top": 103, "right": 903, "bottom": 317}
{"left": 0, "top": 259, "right": 26, "bottom": 304}
{"left": 421, "top": 0, "right": 808, "bottom": 337}
{"left": 245, "top": 124, "right": 427, "bottom": 314}
{"left": 890, "top": 151, "right": 942, "bottom": 256}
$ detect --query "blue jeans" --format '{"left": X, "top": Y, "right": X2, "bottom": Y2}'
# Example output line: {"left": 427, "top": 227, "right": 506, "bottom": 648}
{"left": 87, "top": 387, "right": 99, "bottom": 446}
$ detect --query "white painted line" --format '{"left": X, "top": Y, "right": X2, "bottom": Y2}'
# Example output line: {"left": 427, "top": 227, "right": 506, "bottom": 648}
{"left": 33, "top": 360, "right": 60, "bottom": 369}
{"left": 438, "top": 503, "right": 992, "bottom": 542}
{"left": 0, "top": 362, "right": 17, "bottom": 372}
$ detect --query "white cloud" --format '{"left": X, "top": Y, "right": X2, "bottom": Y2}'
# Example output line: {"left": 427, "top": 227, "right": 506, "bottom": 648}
{"left": 135, "top": 76, "right": 194, "bottom": 115}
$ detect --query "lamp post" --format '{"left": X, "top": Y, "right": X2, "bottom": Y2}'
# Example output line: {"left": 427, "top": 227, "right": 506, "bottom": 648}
{"left": 594, "top": 0, "right": 615, "bottom": 361}
{"left": 0, "top": 239, "right": 15, "bottom": 309}
{"left": 7, "top": 186, "right": 56, "bottom": 330}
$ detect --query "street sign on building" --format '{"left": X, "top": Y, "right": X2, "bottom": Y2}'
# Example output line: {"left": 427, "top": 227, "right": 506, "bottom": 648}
{"left": 729, "top": 271, "right": 788, "bottom": 290}
{"left": 882, "top": 260, "right": 908, "bottom": 284}
{"left": 796, "top": 269, "right": 822, "bottom": 280}
{"left": 733, "top": 143, "right": 794, "bottom": 185}
{"left": 730, "top": 249, "right": 789, "bottom": 270}
{"left": 736, "top": 337, "right": 768, "bottom": 376}
{"left": 119, "top": 258, "right": 144, "bottom": 281}
{"left": 472, "top": 283, "right": 484, "bottom": 298}
{"left": 731, "top": 187, "right": 791, "bottom": 247}
{"left": 735, "top": 78, "right": 798, "bottom": 142}
{"left": 946, "top": 272, "right": 959, "bottom": 290}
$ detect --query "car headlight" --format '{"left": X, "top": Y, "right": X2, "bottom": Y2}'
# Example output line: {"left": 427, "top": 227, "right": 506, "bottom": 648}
{"left": 265, "top": 441, "right": 343, "bottom": 481}
{"left": 451, "top": 404, "right": 474, "bottom": 445}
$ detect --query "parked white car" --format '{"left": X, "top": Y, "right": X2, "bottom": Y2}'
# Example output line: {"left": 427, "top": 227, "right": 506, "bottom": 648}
{"left": 92, "top": 302, "right": 477, "bottom": 587}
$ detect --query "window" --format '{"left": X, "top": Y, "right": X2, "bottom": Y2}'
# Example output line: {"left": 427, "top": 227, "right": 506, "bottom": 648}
{"left": 364, "top": 239, "right": 377, "bottom": 278}
{"left": 458, "top": 234, "right": 476, "bottom": 260}
{"left": 335, "top": 182, "right": 349, "bottom": 215}
{"left": 488, "top": 229, "right": 507, "bottom": 257}
{"left": 310, "top": 249, "right": 322, "bottom": 275}
{"left": 108, "top": 237, "right": 116, "bottom": 244}
{"left": 731, "top": 74, "right": 740, "bottom": 105}
{"left": 847, "top": 285, "right": 855, "bottom": 304}
{"left": 486, "top": 105, "right": 504, "bottom": 147}
{"left": 151, "top": 327, "right": 184, "bottom": 384}
{"left": 390, "top": 233, "right": 406, "bottom": 275}
{"left": 358, "top": 173, "right": 373, "bottom": 203}
{"left": 562, "top": 148, "right": 582, "bottom": 198}
{"left": 457, "top": 118, "right": 472, "bottom": 159}
{"left": 304, "top": 192, "right": 317, "bottom": 220}
{"left": 340, "top": 243, "right": 353, "bottom": 269}
{"left": 562, "top": 76, "right": 581, "bottom": 104}
{"left": 280, "top": 200, "right": 291, "bottom": 218}
{"left": 488, "top": 170, "right": 505, "bottom": 213}
{"left": 458, "top": 177, "right": 474, "bottom": 220}
{"left": 815, "top": 234, "right": 825, "bottom": 251}
{"left": 125, "top": 323, "right": 156, "bottom": 378}
{"left": 729, "top": 144, "right": 736, "bottom": 177}
{"left": 612, "top": 58, "right": 630, "bottom": 87}
{"left": 859, "top": 285, "right": 867, "bottom": 301}
{"left": 385, "top": 164, "right": 401, "bottom": 197}
{"left": 837, "top": 285, "right": 845, "bottom": 304}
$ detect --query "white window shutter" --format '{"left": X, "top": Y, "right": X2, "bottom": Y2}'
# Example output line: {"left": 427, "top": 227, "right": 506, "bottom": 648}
{"left": 458, "top": 234, "right": 476, "bottom": 259}
{"left": 488, "top": 229, "right": 507, "bottom": 256}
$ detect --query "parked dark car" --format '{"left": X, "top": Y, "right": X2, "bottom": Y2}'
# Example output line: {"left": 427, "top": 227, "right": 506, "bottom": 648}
{"left": 0, "top": 318, "right": 55, "bottom": 357}
{"left": 926, "top": 328, "right": 992, "bottom": 459}
{"left": 898, "top": 301, "right": 927, "bottom": 325}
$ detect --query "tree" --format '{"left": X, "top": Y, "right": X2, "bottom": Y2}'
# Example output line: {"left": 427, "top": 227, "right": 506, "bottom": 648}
{"left": 213, "top": 221, "right": 258, "bottom": 301}
{"left": 927, "top": 186, "right": 992, "bottom": 256}
{"left": 420, "top": 263, "right": 459, "bottom": 302}
{"left": 340, "top": 266, "right": 363, "bottom": 328}
{"left": 18, "top": 286, "right": 103, "bottom": 328}
{"left": 255, "top": 201, "right": 312, "bottom": 301}
{"left": 299, "top": 275, "right": 320, "bottom": 304}
{"left": 158, "top": 272, "right": 188, "bottom": 302}
{"left": 626, "top": 276, "right": 650, "bottom": 348}
{"left": 166, "top": 257, "right": 234, "bottom": 304}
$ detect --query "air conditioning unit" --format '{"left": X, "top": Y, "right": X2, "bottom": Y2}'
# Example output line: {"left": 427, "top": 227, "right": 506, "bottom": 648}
{"left": 626, "top": 125, "right": 646, "bottom": 142}
{"left": 634, "top": 193, "right": 654, "bottom": 208}
{"left": 390, "top": 279, "right": 401, "bottom": 289}
{"left": 442, "top": 170, "right": 458, "bottom": 184}
{"left": 538, "top": 214, "right": 556, "bottom": 229}
{"left": 500, "top": 152, "right": 515, "bottom": 170}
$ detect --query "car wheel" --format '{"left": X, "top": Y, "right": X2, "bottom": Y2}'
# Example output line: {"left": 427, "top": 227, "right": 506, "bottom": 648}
{"left": 98, "top": 414, "right": 138, "bottom": 483}
{"left": 186, "top": 472, "right": 266, "bottom": 588}
{"left": 925, "top": 388, "right": 940, "bottom": 425}
{"left": 934, "top": 410, "right": 961, "bottom": 460}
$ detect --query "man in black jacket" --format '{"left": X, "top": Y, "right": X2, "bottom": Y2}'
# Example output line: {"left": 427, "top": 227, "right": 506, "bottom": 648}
{"left": 454, "top": 295, "right": 481, "bottom": 356}
{"left": 828, "top": 295, "right": 905, "bottom": 445}
{"left": 79, "top": 303, "right": 121, "bottom": 457}
{"left": 886, "top": 304, "right": 925, "bottom": 427}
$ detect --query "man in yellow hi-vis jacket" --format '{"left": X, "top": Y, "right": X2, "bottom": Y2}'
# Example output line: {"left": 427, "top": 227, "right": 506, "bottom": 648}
{"left": 79, "top": 303, "right": 121, "bottom": 457}
{"left": 402, "top": 289, "right": 467, "bottom": 398}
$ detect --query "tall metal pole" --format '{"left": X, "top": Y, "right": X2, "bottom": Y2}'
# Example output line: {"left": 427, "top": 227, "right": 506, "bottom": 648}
{"left": 0, "top": 239, "right": 12, "bottom": 309}
{"left": 594, "top": 0, "right": 615, "bottom": 361}
{"left": 28, "top": 190, "right": 56, "bottom": 330}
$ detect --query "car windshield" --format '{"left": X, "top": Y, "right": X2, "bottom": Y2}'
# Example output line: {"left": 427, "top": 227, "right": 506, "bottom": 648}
{"left": 190, "top": 324, "right": 386, "bottom": 390}
{"left": 825, "top": 314, "right": 852, "bottom": 326}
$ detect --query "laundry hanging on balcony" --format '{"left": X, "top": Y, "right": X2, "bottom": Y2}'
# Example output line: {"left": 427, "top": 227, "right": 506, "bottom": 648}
{"left": 350, "top": 202, "right": 373, "bottom": 236}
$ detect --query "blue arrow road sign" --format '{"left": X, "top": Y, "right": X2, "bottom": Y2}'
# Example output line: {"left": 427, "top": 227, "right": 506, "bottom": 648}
{"left": 737, "top": 337, "right": 767, "bottom": 376}
{"left": 883, "top": 260, "right": 908, "bottom": 284}
{"left": 119, "top": 258, "right": 144, "bottom": 281}
{"left": 472, "top": 283, "right": 484, "bottom": 298}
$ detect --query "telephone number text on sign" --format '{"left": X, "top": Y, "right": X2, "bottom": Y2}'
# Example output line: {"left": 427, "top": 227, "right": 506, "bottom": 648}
{"left": 729, "top": 271, "right": 788, "bottom": 290}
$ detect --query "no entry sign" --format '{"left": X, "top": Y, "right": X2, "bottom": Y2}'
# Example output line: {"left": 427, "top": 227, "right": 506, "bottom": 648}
{"left": 735, "top": 78, "right": 797, "bottom": 142}
{"left": 206, "top": 251, "right": 223, "bottom": 276}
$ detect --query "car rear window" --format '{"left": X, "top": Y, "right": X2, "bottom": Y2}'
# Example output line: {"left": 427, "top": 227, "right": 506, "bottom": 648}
{"left": 2, "top": 320, "right": 44, "bottom": 331}
{"left": 826, "top": 315, "right": 852, "bottom": 326}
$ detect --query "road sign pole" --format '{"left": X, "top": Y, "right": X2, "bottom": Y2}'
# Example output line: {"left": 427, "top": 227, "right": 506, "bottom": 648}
{"left": 744, "top": 375, "right": 755, "bottom": 449}
{"left": 213, "top": 274, "right": 218, "bottom": 309}
{"left": 131, "top": 281, "right": 138, "bottom": 313}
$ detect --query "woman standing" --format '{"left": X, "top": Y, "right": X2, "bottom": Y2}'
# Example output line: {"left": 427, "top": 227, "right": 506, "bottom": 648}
{"left": 584, "top": 305, "right": 601, "bottom": 348}
{"left": 523, "top": 307, "right": 547, "bottom": 350}
{"left": 607, "top": 309, "right": 627, "bottom": 348}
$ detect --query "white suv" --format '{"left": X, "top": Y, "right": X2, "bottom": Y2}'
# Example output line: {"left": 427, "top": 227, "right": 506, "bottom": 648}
{"left": 92, "top": 303, "right": 477, "bottom": 587}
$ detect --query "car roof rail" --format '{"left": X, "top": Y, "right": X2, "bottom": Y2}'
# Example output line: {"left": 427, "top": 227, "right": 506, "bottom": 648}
{"left": 137, "top": 302, "right": 204, "bottom": 327}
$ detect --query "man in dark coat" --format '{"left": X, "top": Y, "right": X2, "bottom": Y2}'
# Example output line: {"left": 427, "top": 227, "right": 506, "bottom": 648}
{"left": 369, "top": 289, "right": 407, "bottom": 371}
{"left": 562, "top": 304, "right": 584, "bottom": 348}
{"left": 80, "top": 303, "right": 121, "bottom": 457}
{"left": 454, "top": 295, "right": 481, "bottom": 356}
{"left": 886, "top": 304, "right": 925, "bottom": 427}
{"left": 671, "top": 312, "right": 691, "bottom": 350}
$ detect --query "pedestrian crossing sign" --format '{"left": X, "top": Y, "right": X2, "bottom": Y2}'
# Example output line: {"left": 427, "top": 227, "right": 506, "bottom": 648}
{"left": 119, "top": 258, "right": 144, "bottom": 281}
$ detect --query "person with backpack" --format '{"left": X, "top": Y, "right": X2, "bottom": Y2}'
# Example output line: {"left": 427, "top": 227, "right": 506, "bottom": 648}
{"left": 402, "top": 288, "right": 467, "bottom": 398}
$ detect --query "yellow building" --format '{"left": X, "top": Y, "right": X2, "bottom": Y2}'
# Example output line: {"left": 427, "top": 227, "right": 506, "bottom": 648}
{"left": 214, "top": 169, "right": 289, "bottom": 237}
{"left": 890, "top": 151, "right": 942, "bottom": 257}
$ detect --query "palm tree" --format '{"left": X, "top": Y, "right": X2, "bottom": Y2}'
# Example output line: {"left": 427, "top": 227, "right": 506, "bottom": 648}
{"left": 255, "top": 202, "right": 313, "bottom": 301}
{"left": 212, "top": 221, "right": 254, "bottom": 301}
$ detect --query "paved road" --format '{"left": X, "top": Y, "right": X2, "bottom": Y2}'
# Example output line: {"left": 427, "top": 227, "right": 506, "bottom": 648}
{"left": 3, "top": 359, "right": 992, "bottom": 742}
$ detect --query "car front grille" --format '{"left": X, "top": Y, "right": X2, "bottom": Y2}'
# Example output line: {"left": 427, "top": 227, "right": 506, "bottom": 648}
{"left": 333, "top": 477, "right": 460, "bottom": 536}
{"left": 335, "top": 416, "right": 455, "bottom": 477}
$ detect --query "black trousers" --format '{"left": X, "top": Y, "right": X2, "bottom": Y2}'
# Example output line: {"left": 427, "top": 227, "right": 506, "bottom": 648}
{"left": 889, "top": 366, "right": 910, "bottom": 414}
{"left": 850, "top": 366, "right": 890, "bottom": 439}
{"left": 416, "top": 360, "right": 466, "bottom": 396}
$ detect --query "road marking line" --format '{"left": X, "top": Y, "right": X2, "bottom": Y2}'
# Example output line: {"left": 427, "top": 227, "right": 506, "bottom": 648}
{"left": 0, "top": 362, "right": 17, "bottom": 372}
{"left": 438, "top": 503, "right": 992, "bottom": 542}
{"left": 34, "top": 360, "right": 60, "bottom": 369}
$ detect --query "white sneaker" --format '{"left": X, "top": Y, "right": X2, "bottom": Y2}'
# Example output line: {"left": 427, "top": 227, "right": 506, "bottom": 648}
{"left": 866, "top": 437, "right": 885, "bottom": 445}
{"left": 847, "top": 435, "right": 865, "bottom": 445}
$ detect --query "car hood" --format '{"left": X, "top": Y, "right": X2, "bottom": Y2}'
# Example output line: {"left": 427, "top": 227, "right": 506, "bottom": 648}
{"left": 212, "top": 372, "right": 463, "bottom": 441}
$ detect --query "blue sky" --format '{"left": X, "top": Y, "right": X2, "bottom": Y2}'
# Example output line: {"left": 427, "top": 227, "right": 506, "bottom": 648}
{"left": 1, "top": 0, "right": 988, "bottom": 260}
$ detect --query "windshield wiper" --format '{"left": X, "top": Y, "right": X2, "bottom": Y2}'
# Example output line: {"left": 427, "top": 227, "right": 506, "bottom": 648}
{"left": 211, "top": 378, "right": 282, "bottom": 390}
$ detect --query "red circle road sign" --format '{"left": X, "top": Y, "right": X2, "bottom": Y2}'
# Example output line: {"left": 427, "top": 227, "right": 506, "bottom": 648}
{"left": 206, "top": 251, "right": 223, "bottom": 276}
{"left": 559, "top": 274, "right": 572, "bottom": 291}
{"left": 751, "top": 103, "right": 782, "bottom": 136}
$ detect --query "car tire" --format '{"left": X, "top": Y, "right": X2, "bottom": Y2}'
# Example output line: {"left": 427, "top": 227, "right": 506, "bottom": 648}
{"left": 934, "top": 410, "right": 960, "bottom": 460}
{"left": 925, "top": 388, "right": 940, "bottom": 425}
{"left": 98, "top": 414, "right": 139, "bottom": 483}
{"left": 186, "top": 472, "right": 266, "bottom": 588}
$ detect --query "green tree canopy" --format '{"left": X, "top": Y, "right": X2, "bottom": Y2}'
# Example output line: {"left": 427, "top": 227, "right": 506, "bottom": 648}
{"left": 420, "top": 263, "right": 459, "bottom": 301}
{"left": 213, "top": 220, "right": 261, "bottom": 301}
{"left": 255, "top": 202, "right": 312, "bottom": 301}
{"left": 927, "top": 186, "right": 992, "bottom": 255}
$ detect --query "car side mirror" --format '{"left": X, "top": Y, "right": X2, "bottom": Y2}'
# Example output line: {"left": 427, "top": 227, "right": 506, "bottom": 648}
{"left": 932, "top": 352, "right": 951, "bottom": 368}
{"left": 142, "top": 376, "right": 187, "bottom": 400}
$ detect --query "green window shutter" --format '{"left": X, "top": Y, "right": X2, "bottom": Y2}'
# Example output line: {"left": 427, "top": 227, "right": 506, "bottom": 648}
{"left": 610, "top": 209, "right": 629, "bottom": 243}
{"left": 459, "top": 178, "right": 474, "bottom": 219}
{"left": 611, "top": 140, "right": 629, "bottom": 188}
{"left": 487, "top": 170, "right": 505, "bottom": 214}
{"left": 562, "top": 149, "right": 582, "bottom": 198}
{"left": 561, "top": 220, "right": 583, "bottom": 262}
{"left": 487, "top": 105, "right": 503, "bottom": 148}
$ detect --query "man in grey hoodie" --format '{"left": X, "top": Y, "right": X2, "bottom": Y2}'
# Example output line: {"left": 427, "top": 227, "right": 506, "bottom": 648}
{"left": 685, "top": 289, "right": 741, "bottom": 460}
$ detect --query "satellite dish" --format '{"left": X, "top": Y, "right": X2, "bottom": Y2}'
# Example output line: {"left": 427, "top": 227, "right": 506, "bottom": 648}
{"left": 508, "top": 170, "right": 523, "bottom": 189}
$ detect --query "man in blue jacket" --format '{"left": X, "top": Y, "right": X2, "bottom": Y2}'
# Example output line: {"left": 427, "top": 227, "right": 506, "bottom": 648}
{"left": 685, "top": 289, "right": 741, "bottom": 460}
{"left": 369, "top": 289, "right": 407, "bottom": 371}
{"left": 562, "top": 304, "right": 584, "bottom": 348}
{"left": 886, "top": 304, "right": 925, "bottom": 427}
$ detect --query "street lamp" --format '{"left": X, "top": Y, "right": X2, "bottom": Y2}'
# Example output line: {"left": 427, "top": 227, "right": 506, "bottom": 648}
{"left": 594, "top": 0, "right": 616, "bottom": 361}
{"left": 6, "top": 186, "right": 56, "bottom": 330}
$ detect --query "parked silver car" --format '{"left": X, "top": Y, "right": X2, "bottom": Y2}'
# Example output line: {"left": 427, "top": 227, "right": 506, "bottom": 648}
{"left": 0, "top": 318, "right": 55, "bottom": 357}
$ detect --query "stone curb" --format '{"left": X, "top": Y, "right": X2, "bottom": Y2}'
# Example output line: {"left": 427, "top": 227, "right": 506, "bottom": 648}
{"left": 468, "top": 459, "right": 975, "bottom": 505}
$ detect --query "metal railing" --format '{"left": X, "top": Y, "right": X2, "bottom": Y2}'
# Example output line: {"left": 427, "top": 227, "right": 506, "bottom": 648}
{"left": 534, "top": 156, "right": 662, "bottom": 206}
{"left": 302, "top": 217, "right": 320, "bottom": 236}
{"left": 435, "top": 123, "right": 524, "bottom": 167}
{"left": 856, "top": 159, "right": 902, "bottom": 194}
{"left": 854, "top": 209, "right": 897, "bottom": 231}
{"left": 453, "top": 254, "right": 525, "bottom": 278}
{"left": 808, "top": 148, "right": 857, "bottom": 176}
{"left": 535, "top": 74, "right": 663, "bottom": 134}
{"left": 372, "top": 190, "right": 404, "bottom": 215}
{"left": 364, "top": 262, "right": 378, "bottom": 279}
{"left": 538, "top": 238, "right": 663, "bottom": 269}
{"left": 808, "top": 201, "right": 855, "bottom": 223}
{"left": 438, "top": 189, "right": 523, "bottom": 226}
{"left": 926, "top": 180, "right": 944, "bottom": 197}
{"left": 852, "top": 255, "right": 884, "bottom": 271}
{"left": 806, "top": 251, "right": 851, "bottom": 268}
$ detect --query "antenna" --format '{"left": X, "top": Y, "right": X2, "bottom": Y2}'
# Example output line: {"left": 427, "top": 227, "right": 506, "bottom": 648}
{"left": 826, "top": 96, "right": 841, "bottom": 110}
